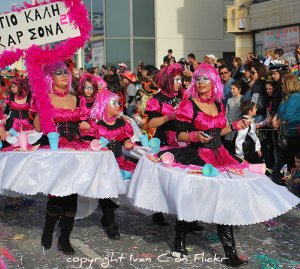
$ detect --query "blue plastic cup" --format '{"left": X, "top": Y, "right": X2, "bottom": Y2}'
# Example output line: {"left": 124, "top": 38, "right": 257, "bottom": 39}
{"left": 9, "top": 128, "right": 19, "bottom": 136}
{"left": 99, "top": 136, "right": 109, "bottom": 147}
{"left": 139, "top": 134, "right": 149, "bottom": 147}
{"left": 149, "top": 138, "right": 161, "bottom": 154}
{"left": 0, "top": 141, "right": 2, "bottom": 149}
{"left": 120, "top": 169, "right": 132, "bottom": 180}
{"left": 47, "top": 132, "right": 60, "bottom": 150}
{"left": 202, "top": 163, "right": 219, "bottom": 177}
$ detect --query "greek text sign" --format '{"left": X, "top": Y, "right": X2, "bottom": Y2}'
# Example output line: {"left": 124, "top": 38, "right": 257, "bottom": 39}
{"left": 265, "top": 26, "right": 299, "bottom": 49}
{"left": 0, "top": 1, "right": 81, "bottom": 53}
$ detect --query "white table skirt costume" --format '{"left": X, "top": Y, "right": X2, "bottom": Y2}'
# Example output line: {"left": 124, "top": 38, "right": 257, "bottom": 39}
{"left": 0, "top": 150, "right": 126, "bottom": 218}
{"left": 128, "top": 155, "right": 300, "bottom": 226}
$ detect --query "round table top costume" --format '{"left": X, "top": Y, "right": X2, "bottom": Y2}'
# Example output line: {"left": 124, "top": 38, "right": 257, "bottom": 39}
{"left": 128, "top": 155, "right": 300, "bottom": 225}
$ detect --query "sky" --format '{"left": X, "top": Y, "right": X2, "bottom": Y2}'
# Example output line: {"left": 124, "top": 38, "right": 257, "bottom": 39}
{"left": 0, "top": 0, "right": 31, "bottom": 14}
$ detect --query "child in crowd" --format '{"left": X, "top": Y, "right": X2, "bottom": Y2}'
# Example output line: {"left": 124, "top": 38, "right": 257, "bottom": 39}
{"left": 285, "top": 152, "right": 300, "bottom": 197}
{"left": 234, "top": 100, "right": 262, "bottom": 163}
{"left": 224, "top": 81, "right": 243, "bottom": 153}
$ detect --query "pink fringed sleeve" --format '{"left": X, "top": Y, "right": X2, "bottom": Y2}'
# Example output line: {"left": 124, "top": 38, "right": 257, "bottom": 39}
{"left": 176, "top": 100, "right": 193, "bottom": 123}
{"left": 145, "top": 97, "right": 161, "bottom": 113}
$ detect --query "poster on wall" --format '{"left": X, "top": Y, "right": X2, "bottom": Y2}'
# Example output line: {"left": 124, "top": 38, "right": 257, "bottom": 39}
{"left": 92, "top": 41, "right": 104, "bottom": 69}
{"left": 264, "top": 26, "right": 300, "bottom": 51}
{"left": 0, "top": 2, "right": 81, "bottom": 54}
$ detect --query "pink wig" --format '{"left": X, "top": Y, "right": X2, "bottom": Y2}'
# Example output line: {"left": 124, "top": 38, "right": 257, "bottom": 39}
{"left": 43, "top": 61, "right": 72, "bottom": 94}
{"left": 91, "top": 89, "right": 119, "bottom": 121}
{"left": 157, "top": 63, "right": 183, "bottom": 95}
{"left": 187, "top": 63, "right": 223, "bottom": 100}
{"left": 78, "top": 73, "right": 98, "bottom": 97}
{"left": 94, "top": 75, "right": 107, "bottom": 89}
{"left": 10, "top": 78, "right": 29, "bottom": 98}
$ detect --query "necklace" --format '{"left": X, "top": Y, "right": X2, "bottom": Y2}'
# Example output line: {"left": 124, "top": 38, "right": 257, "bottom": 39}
{"left": 104, "top": 115, "right": 118, "bottom": 125}
{"left": 52, "top": 88, "right": 68, "bottom": 97}
{"left": 198, "top": 95, "right": 215, "bottom": 104}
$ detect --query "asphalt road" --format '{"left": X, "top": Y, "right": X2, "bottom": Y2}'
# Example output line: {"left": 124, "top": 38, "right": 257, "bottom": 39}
{"left": 0, "top": 194, "right": 299, "bottom": 269}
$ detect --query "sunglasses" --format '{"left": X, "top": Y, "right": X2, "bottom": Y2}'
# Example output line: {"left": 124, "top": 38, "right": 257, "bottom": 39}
{"left": 250, "top": 71, "right": 257, "bottom": 75}
{"left": 174, "top": 77, "right": 182, "bottom": 84}
{"left": 84, "top": 86, "right": 94, "bottom": 91}
{"left": 54, "top": 69, "right": 69, "bottom": 76}
{"left": 196, "top": 76, "right": 211, "bottom": 84}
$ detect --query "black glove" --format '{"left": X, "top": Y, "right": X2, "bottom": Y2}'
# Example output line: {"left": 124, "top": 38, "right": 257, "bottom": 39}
{"left": 107, "top": 140, "right": 122, "bottom": 157}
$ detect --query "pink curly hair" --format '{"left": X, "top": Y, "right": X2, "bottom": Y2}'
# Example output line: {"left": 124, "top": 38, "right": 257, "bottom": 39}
{"left": 94, "top": 75, "right": 107, "bottom": 90}
{"left": 78, "top": 73, "right": 98, "bottom": 97}
{"left": 43, "top": 61, "right": 72, "bottom": 94}
{"left": 186, "top": 63, "right": 224, "bottom": 100}
{"left": 157, "top": 63, "right": 183, "bottom": 95}
{"left": 91, "top": 89, "right": 120, "bottom": 121}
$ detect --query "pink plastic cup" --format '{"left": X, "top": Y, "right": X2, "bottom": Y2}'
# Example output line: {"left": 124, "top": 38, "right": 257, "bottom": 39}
{"left": 161, "top": 152, "right": 174, "bottom": 167}
{"left": 17, "top": 133, "right": 28, "bottom": 150}
{"left": 248, "top": 163, "right": 266, "bottom": 174}
{"left": 89, "top": 139, "right": 102, "bottom": 151}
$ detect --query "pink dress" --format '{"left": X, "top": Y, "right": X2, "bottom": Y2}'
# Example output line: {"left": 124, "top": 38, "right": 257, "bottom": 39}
{"left": 145, "top": 91, "right": 182, "bottom": 146}
{"left": 92, "top": 118, "right": 137, "bottom": 172}
{"left": 164, "top": 99, "right": 246, "bottom": 170}
{"left": 52, "top": 96, "right": 90, "bottom": 150}
{"left": 4, "top": 93, "right": 34, "bottom": 132}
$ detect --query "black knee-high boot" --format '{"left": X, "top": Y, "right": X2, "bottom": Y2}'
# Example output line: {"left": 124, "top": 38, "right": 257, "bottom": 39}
{"left": 57, "top": 210, "right": 76, "bottom": 255}
{"left": 174, "top": 220, "right": 189, "bottom": 255}
{"left": 217, "top": 225, "right": 245, "bottom": 267}
{"left": 99, "top": 198, "right": 120, "bottom": 240}
{"left": 41, "top": 199, "right": 61, "bottom": 250}
{"left": 57, "top": 194, "right": 77, "bottom": 255}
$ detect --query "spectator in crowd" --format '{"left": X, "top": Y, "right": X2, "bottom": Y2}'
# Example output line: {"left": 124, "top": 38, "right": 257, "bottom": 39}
{"left": 121, "top": 71, "right": 137, "bottom": 117}
{"left": 216, "top": 58, "right": 226, "bottom": 68}
{"left": 219, "top": 65, "right": 235, "bottom": 106}
{"left": 224, "top": 80, "right": 243, "bottom": 153}
{"left": 271, "top": 48, "right": 285, "bottom": 65}
{"left": 204, "top": 54, "right": 217, "bottom": 68}
{"left": 187, "top": 53, "right": 199, "bottom": 72}
{"left": 163, "top": 49, "right": 176, "bottom": 65}
{"left": 244, "top": 62, "right": 267, "bottom": 123}
{"left": 273, "top": 73, "right": 300, "bottom": 170}
{"left": 118, "top": 63, "right": 127, "bottom": 74}
{"left": 231, "top": 57, "right": 243, "bottom": 81}
{"left": 234, "top": 100, "right": 262, "bottom": 163}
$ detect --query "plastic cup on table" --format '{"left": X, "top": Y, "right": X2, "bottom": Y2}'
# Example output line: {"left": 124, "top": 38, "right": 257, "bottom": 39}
{"left": 17, "top": 132, "right": 28, "bottom": 150}
{"left": 149, "top": 138, "right": 161, "bottom": 154}
{"left": 139, "top": 134, "right": 149, "bottom": 147}
{"left": 248, "top": 163, "right": 266, "bottom": 174}
{"left": 120, "top": 169, "right": 132, "bottom": 180}
{"left": 9, "top": 128, "right": 19, "bottom": 136}
{"left": 47, "top": 132, "right": 60, "bottom": 150}
{"left": 89, "top": 139, "right": 101, "bottom": 151}
{"left": 161, "top": 152, "right": 174, "bottom": 167}
{"left": 202, "top": 163, "right": 219, "bottom": 177}
{"left": 99, "top": 136, "right": 109, "bottom": 147}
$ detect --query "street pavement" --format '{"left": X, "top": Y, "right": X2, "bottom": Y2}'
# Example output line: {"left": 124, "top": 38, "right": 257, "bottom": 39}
{"left": 0, "top": 194, "right": 299, "bottom": 269}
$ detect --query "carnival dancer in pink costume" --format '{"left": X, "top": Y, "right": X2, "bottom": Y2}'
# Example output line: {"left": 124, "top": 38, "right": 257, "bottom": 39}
{"left": 91, "top": 89, "right": 136, "bottom": 240}
{"left": 161, "top": 63, "right": 249, "bottom": 267}
{"left": 2, "top": 78, "right": 33, "bottom": 132}
{"left": 145, "top": 63, "right": 184, "bottom": 226}
{"left": 77, "top": 73, "right": 98, "bottom": 140}
{"left": 34, "top": 61, "right": 89, "bottom": 255}
{"left": 145, "top": 63, "right": 183, "bottom": 147}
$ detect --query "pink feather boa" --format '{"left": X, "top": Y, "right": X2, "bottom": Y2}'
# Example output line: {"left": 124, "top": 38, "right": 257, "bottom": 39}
{"left": 0, "top": 0, "right": 92, "bottom": 134}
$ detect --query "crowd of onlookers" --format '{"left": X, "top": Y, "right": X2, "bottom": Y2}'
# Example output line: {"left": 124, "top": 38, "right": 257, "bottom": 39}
{"left": 1, "top": 47, "right": 300, "bottom": 196}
